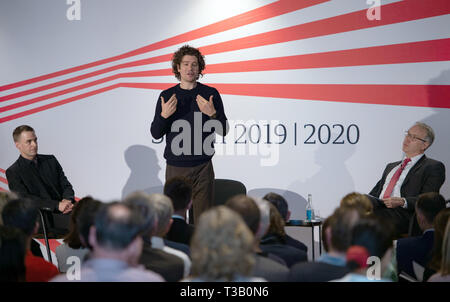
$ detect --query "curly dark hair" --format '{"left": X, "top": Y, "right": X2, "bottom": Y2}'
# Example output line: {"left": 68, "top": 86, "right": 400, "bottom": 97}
{"left": 171, "top": 45, "right": 205, "bottom": 81}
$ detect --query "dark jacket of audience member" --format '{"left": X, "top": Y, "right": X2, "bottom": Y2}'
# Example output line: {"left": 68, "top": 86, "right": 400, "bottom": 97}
{"left": 397, "top": 193, "right": 446, "bottom": 280}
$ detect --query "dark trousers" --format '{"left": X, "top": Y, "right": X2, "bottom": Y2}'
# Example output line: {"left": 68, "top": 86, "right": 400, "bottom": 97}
{"left": 166, "top": 160, "right": 214, "bottom": 225}
{"left": 367, "top": 195, "right": 411, "bottom": 237}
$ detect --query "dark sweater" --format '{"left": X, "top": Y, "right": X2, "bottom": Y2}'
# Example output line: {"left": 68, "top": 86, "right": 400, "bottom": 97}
{"left": 150, "top": 82, "right": 228, "bottom": 167}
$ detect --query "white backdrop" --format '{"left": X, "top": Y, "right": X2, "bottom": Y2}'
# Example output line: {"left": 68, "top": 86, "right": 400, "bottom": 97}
{"left": 1, "top": 0, "right": 449, "bottom": 220}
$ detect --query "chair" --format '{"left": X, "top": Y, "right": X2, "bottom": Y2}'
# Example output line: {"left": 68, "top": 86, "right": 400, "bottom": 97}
{"left": 213, "top": 179, "right": 247, "bottom": 206}
{"left": 34, "top": 209, "right": 68, "bottom": 263}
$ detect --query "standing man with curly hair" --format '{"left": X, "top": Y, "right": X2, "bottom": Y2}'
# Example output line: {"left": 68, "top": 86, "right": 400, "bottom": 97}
{"left": 151, "top": 45, "right": 228, "bottom": 224}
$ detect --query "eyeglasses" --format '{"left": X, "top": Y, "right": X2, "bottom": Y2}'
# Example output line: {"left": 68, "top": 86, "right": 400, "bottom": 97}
{"left": 404, "top": 131, "right": 427, "bottom": 143}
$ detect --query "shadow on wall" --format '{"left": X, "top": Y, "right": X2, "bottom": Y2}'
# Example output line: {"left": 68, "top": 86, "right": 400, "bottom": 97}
{"left": 247, "top": 188, "right": 307, "bottom": 220}
{"left": 285, "top": 134, "right": 356, "bottom": 218}
{"left": 421, "top": 69, "right": 450, "bottom": 200}
{"left": 122, "top": 145, "right": 164, "bottom": 199}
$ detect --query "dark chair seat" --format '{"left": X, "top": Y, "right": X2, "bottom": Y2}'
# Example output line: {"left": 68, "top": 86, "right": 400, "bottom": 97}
{"left": 213, "top": 179, "right": 247, "bottom": 206}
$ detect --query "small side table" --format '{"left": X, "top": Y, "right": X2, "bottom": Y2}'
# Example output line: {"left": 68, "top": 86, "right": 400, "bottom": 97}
{"left": 286, "top": 219, "right": 323, "bottom": 261}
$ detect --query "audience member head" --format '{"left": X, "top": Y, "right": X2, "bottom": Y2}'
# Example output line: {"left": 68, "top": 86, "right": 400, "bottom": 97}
{"left": 440, "top": 217, "right": 450, "bottom": 276}
{"left": 225, "top": 194, "right": 260, "bottom": 236}
{"left": 254, "top": 198, "right": 271, "bottom": 239}
{"left": 1, "top": 198, "right": 39, "bottom": 237}
{"left": 0, "top": 191, "right": 18, "bottom": 225}
{"left": 321, "top": 214, "right": 335, "bottom": 253}
{"left": 76, "top": 197, "right": 103, "bottom": 250}
{"left": 89, "top": 202, "right": 145, "bottom": 263}
{"left": 428, "top": 208, "right": 450, "bottom": 272}
{"left": 164, "top": 176, "right": 192, "bottom": 216}
{"left": 12, "top": 125, "right": 38, "bottom": 160}
{"left": 265, "top": 202, "right": 286, "bottom": 239}
{"left": 415, "top": 192, "right": 446, "bottom": 231}
{"left": 123, "top": 191, "right": 158, "bottom": 239}
{"left": 0, "top": 225, "right": 27, "bottom": 282}
{"left": 190, "top": 206, "right": 255, "bottom": 281}
{"left": 63, "top": 196, "right": 100, "bottom": 249}
{"left": 346, "top": 217, "right": 394, "bottom": 276}
{"left": 147, "top": 193, "right": 174, "bottom": 238}
{"left": 329, "top": 207, "right": 363, "bottom": 254}
{"left": 263, "top": 192, "right": 290, "bottom": 222}
{"left": 340, "top": 192, "right": 373, "bottom": 216}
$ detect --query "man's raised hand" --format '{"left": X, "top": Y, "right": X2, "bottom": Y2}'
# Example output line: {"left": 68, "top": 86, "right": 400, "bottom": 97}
{"left": 161, "top": 94, "right": 177, "bottom": 119}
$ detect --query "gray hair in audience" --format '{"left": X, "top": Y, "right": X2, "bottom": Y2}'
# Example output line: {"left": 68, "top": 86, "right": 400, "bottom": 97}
{"left": 254, "top": 198, "right": 270, "bottom": 239}
{"left": 148, "top": 193, "right": 174, "bottom": 236}
{"left": 123, "top": 191, "right": 158, "bottom": 238}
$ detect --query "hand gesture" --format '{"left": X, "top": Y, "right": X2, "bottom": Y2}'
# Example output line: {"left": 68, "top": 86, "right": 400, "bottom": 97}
{"left": 196, "top": 95, "right": 216, "bottom": 117}
{"left": 59, "top": 199, "right": 73, "bottom": 214}
{"left": 382, "top": 197, "right": 404, "bottom": 208}
{"left": 161, "top": 94, "right": 177, "bottom": 119}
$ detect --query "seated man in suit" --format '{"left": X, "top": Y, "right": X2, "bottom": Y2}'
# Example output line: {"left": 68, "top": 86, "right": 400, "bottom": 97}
{"left": 368, "top": 122, "right": 445, "bottom": 236}
{"left": 396, "top": 192, "right": 446, "bottom": 280}
{"left": 6, "top": 125, "right": 75, "bottom": 232}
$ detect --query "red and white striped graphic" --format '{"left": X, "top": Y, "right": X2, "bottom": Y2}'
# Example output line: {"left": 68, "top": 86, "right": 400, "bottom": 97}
{"left": 1, "top": 0, "right": 449, "bottom": 124}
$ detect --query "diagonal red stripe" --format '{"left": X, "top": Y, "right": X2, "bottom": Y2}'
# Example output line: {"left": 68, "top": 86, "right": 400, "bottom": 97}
{"left": 2, "top": 38, "right": 448, "bottom": 115}
{"left": 2, "top": 0, "right": 448, "bottom": 103}
{"left": 0, "top": 0, "right": 327, "bottom": 92}
{"left": 0, "top": 176, "right": 8, "bottom": 185}
{"left": 0, "top": 187, "right": 6, "bottom": 192}
{"left": 0, "top": 168, "right": 6, "bottom": 174}
{"left": 35, "top": 239, "right": 63, "bottom": 254}
{"left": 199, "top": 0, "right": 450, "bottom": 56}
{"left": 204, "top": 38, "right": 450, "bottom": 73}
{"left": 1, "top": 82, "right": 448, "bottom": 124}
{"left": 0, "top": 84, "right": 121, "bottom": 123}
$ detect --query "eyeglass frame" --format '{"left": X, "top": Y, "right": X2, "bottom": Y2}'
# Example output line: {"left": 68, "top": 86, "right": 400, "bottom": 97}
{"left": 404, "top": 131, "right": 428, "bottom": 143}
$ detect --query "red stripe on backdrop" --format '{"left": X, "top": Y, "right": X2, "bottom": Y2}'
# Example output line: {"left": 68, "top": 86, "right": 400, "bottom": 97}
{"left": 1, "top": 83, "right": 448, "bottom": 123}
{"left": 205, "top": 38, "right": 450, "bottom": 73}
{"left": 0, "top": 187, "right": 6, "bottom": 192}
{"left": 3, "top": 38, "right": 449, "bottom": 115}
{"left": 0, "top": 54, "right": 173, "bottom": 103}
{"left": 0, "top": 176, "right": 8, "bottom": 185}
{"left": 2, "top": 0, "right": 448, "bottom": 104}
{"left": 0, "top": 168, "right": 6, "bottom": 173}
{"left": 0, "top": 0, "right": 327, "bottom": 92}
{"left": 121, "top": 82, "right": 450, "bottom": 108}
{"left": 199, "top": 0, "right": 450, "bottom": 55}
{"left": 35, "top": 239, "right": 62, "bottom": 254}
{"left": 211, "top": 83, "right": 450, "bottom": 108}
{"left": 0, "top": 84, "right": 121, "bottom": 123}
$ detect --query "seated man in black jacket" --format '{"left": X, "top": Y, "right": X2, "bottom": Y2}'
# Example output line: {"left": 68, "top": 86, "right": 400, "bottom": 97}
{"left": 6, "top": 125, "right": 75, "bottom": 231}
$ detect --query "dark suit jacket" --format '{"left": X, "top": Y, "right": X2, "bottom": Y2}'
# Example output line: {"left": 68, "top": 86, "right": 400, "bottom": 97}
{"left": 139, "top": 241, "right": 185, "bottom": 282}
{"left": 6, "top": 154, "right": 75, "bottom": 211}
{"left": 260, "top": 234, "right": 307, "bottom": 268}
{"left": 397, "top": 230, "right": 434, "bottom": 280}
{"left": 369, "top": 155, "right": 445, "bottom": 234}
{"left": 165, "top": 217, "right": 194, "bottom": 246}
{"left": 288, "top": 261, "right": 350, "bottom": 282}
{"left": 370, "top": 155, "right": 445, "bottom": 211}
{"left": 164, "top": 239, "right": 191, "bottom": 258}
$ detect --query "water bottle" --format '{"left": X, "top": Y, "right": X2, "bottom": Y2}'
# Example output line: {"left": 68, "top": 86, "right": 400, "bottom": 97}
{"left": 306, "top": 194, "right": 314, "bottom": 221}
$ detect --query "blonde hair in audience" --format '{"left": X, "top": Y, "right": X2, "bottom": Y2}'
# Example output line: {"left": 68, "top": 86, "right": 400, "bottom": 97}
{"left": 340, "top": 192, "right": 373, "bottom": 216}
{"left": 441, "top": 217, "right": 450, "bottom": 275}
{"left": 190, "top": 206, "right": 255, "bottom": 281}
{"left": 266, "top": 203, "right": 286, "bottom": 238}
